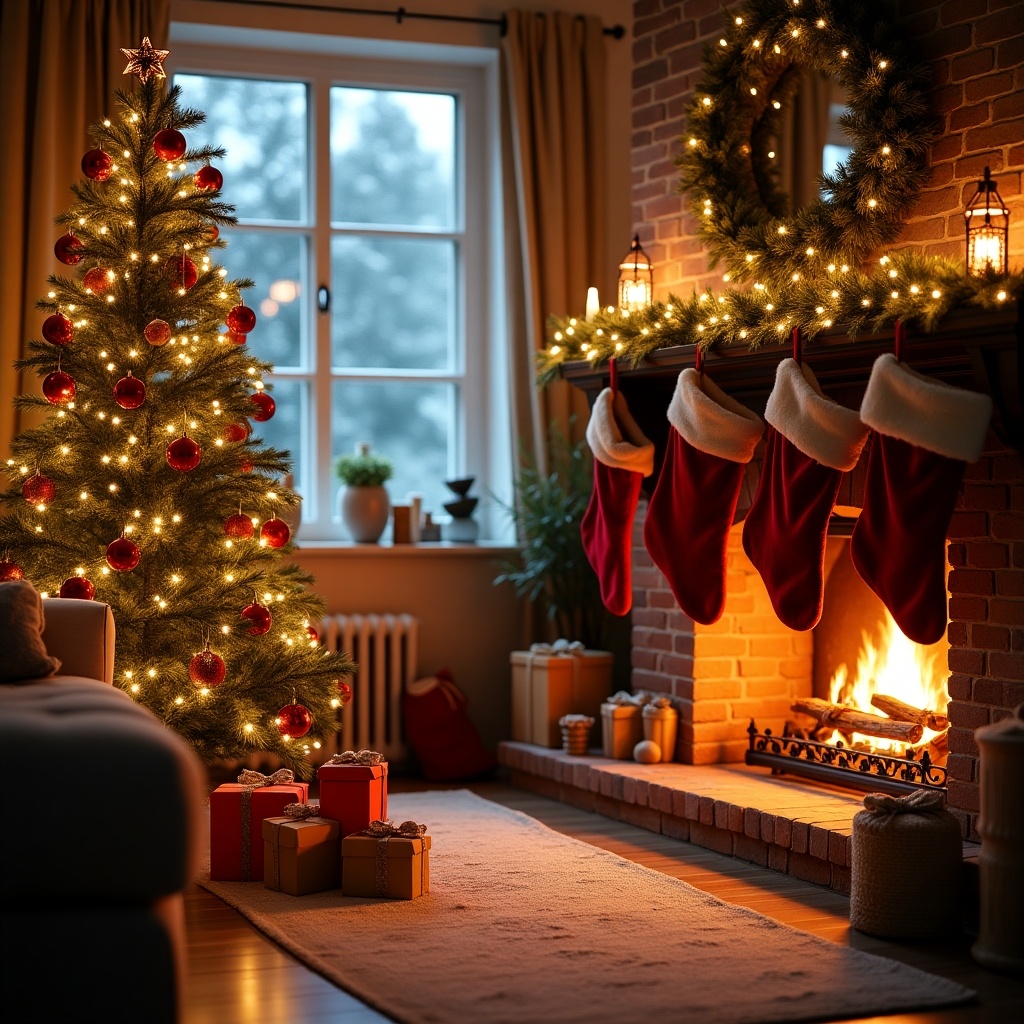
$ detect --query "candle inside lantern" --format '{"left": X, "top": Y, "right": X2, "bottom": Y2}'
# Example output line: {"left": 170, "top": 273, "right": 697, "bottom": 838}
{"left": 585, "top": 287, "right": 600, "bottom": 321}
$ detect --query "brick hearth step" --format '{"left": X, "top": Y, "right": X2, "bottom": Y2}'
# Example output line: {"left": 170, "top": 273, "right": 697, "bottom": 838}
{"left": 498, "top": 741, "right": 980, "bottom": 896}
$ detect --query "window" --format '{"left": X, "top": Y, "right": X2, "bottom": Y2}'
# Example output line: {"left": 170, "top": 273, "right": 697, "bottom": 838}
{"left": 171, "top": 35, "right": 507, "bottom": 540}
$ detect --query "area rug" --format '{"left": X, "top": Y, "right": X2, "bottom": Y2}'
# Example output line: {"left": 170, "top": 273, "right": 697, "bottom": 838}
{"left": 200, "top": 789, "right": 974, "bottom": 1024}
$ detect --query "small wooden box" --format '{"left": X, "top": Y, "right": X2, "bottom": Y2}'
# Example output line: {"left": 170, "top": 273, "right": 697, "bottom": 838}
{"left": 601, "top": 702, "right": 644, "bottom": 760}
{"left": 510, "top": 650, "right": 613, "bottom": 748}
{"left": 263, "top": 815, "right": 340, "bottom": 896}
{"left": 341, "top": 832, "right": 431, "bottom": 900}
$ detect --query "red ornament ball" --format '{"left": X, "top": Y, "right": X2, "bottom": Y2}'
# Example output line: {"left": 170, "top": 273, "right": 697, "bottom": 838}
{"left": 226, "top": 305, "right": 257, "bottom": 334}
{"left": 224, "top": 512, "right": 255, "bottom": 539}
{"left": 249, "top": 392, "right": 275, "bottom": 422}
{"left": 113, "top": 374, "right": 146, "bottom": 410}
{"left": 42, "top": 370, "right": 76, "bottom": 405}
{"left": 277, "top": 702, "right": 313, "bottom": 739}
{"left": 83, "top": 267, "right": 112, "bottom": 294}
{"left": 153, "top": 128, "right": 187, "bottom": 161}
{"left": 306, "top": 625, "right": 320, "bottom": 645}
{"left": 42, "top": 313, "right": 74, "bottom": 346}
{"left": 164, "top": 255, "right": 198, "bottom": 291}
{"left": 337, "top": 681, "right": 352, "bottom": 704}
{"left": 194, "top": 165, "right": 223, "bottom": 191}
{"left": 54, "top": 233, "right": 84, "bottom": 265}
{"left": 144, "top": 319, "right": 172, "bottom": 346}
{"left": 239, "top": 459, "right": 254, "bottom": 474}
{"left": 223, "top": 421, "right": 250, "bottom": 443}
{"left": 260, "top": 518, "right": 290, "bottom": 548}
{"left": 167, "top": 435, "right": 202, "bottom": 472}
{"left": 0, "top": 561, "right": 24, "bottom": 582}
{"left": 106, "top": 537, "right": 140, "bottom": 572}
{"left": 203, "top": 224, "right": 220, "bottom": 243}
{"left": 22, "top": 473, "right": 55, "bottom": 505}
{"left": 189, "top": 646, "right": 226, "bottom": 686}
{"left": 60, "top": 576, "right": 95, "bottom": 600}
{"left": 81, "top": 149, "right": 113, "bottom": 181}
{"left": 241, "top": 602, "right": 272, "bottom": 636}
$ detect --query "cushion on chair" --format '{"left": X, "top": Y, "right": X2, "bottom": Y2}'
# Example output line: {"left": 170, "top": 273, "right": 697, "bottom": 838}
{"left": 0, "top": 580, "right": 61, "bottom": 682}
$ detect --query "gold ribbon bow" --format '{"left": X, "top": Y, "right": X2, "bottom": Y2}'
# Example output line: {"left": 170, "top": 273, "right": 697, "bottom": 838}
{"left": 364, "top": 819, "right": 428, "bottom": 898}
{"left": 237, "top": 768, "right": 295, "bottom": 787}
{"left": 236, "top": 768, "right": 296, "bottom": 880}
{"left": 863, "top": 790, "right": 945, "bottom": 816}
{"left": 328, "top": 749, "right": 384, "bottom": 766}
{"left": 284, "top": 801, "right": 320, "bottom": 819}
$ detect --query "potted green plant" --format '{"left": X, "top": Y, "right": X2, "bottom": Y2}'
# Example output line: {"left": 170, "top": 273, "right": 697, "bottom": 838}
{"left": 495, "top": 422, "right": 610, "bottom": 649}
{"left": 336, "top": 443, "right": 394, "bottom": 543}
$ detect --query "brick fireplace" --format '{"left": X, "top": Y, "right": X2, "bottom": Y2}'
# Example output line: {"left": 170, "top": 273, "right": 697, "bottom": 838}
{"left": 624, "top": 0, "right": 1024, "bottom": 842}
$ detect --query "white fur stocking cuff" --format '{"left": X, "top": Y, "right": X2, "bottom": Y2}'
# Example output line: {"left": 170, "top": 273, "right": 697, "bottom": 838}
{"left": 586, "top": 388, "right": 655, "bottom": 476}
{"left": 666, "top": 369, "right": 764, "bottom": 463}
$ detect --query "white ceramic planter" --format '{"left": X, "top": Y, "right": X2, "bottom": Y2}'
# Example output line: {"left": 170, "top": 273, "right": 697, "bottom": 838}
{"left": 339, "top": 485, "right": 390, "bottom": 543}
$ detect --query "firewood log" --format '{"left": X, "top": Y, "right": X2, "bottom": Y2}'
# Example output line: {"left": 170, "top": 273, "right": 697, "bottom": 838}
{"left": 869, "top": 694, "right": 949, "bottom": 732}
{"left": 790, "top": 698, "right": 924, "bottom": 743}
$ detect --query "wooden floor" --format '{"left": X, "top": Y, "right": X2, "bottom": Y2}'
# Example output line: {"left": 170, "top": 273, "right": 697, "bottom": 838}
{"left": 184, "top": 780, "right": 1024, "bottom": 1024}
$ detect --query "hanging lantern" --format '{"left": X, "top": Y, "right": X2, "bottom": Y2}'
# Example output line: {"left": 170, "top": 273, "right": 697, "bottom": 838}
{"left": 617, "top": 234, "right": 653, "bottom": 311}
{"left": 965, "top": 166, "right": 1009, "bottom": 277}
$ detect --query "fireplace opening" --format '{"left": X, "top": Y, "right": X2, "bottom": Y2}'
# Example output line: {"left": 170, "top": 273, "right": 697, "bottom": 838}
{"left": 809, "top": 538, "right": 951, "bottom": 768}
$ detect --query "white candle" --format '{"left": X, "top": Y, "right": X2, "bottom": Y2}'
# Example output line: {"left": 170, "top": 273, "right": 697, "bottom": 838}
{"left": 585, "top": 287, "right": 600, "bottom": 321}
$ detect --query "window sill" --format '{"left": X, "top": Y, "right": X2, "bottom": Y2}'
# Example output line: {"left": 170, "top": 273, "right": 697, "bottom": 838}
{"left": 291, "top": 540, "right": 519, "bottom": 557}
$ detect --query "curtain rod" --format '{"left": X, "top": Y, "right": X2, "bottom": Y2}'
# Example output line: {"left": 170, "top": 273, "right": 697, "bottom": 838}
{"left": 204, "top": 0, "right": 627, "bottom": 38}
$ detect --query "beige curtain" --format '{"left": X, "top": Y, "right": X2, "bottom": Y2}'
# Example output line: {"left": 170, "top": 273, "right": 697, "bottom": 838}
{"left": 778, "top": 70, "right": 834, "bottom": 212}
{"left": 0, "top": 0, "right": 170, "bottom": 458}
{"left": 501, "top": 9, "right": 608, "bottom": 474}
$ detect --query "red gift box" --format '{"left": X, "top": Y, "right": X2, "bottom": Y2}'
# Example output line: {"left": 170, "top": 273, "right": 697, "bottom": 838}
{"left": 210, "top": 771, "right": 309, "bottom": 881}
{"left": 316, "top": 755, "right": 388, "bottom": 837}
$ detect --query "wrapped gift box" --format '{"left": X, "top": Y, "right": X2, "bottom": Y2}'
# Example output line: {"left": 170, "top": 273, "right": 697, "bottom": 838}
{"left": 510, "top": 647, "right": 613, "bottom": 748}
{"left": 601, "top": 702, "right": 645, "bottom": 760}
{"left": 317, "top": 760, "right": 388, "bottom": 837}
{"left": 342, "top": 829, "right": 431, "bottom": 900}
{"left": 642, "top": 700, "right": 679, "bottom": 763}
{"left": 263, "top": 813, "right": 340, "bottom": 896}
{"left": 210, "top": 777, "right": 309, "bottom": 881}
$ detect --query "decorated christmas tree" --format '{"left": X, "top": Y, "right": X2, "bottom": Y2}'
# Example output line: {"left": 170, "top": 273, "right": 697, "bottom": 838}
{"left": 0, "top": 39, "right": 353, "bottom": 776}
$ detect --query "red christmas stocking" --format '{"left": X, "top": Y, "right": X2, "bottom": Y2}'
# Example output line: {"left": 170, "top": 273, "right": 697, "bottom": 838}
{"left": 643, "top": 369, "right": 764, "bottom": 624}
{"left": 851, "top": 353, "right": 993, "bottom": 645}
{"left": 580, "top": 386, "right": 654, "bottom": 616}
{"left": 742, "top": 359, "right": 869, "bottom": 631}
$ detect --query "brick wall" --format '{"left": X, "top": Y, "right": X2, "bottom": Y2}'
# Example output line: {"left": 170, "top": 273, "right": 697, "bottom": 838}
{"left": 630, "top": 0, "right": 1024, "bottom": 296}
{"left": 627, "top": 1, "right": 1024, "bottom": 840}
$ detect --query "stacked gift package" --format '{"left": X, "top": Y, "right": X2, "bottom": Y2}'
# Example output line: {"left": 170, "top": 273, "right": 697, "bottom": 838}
{"left": 510, "top": 641, "right": 614, "bottom": 747}
{"left": 601, "top": 690, "right": 651, "bottom": 759}
{"left": 263, "top": 803, "right": 341, "bottom": 896}
{"left": 342, "top": 819, "right": 431, "bottom": 900}
{"left": 317, "top": 749, "right": 388, "bottom": 837}
{"left": 210, "top": 769, "right": 309, "bottom": 881}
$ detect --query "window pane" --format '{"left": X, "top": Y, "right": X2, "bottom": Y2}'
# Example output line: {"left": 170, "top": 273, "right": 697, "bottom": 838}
{"left": 251, "top": 379, "right": 310, "bottom": 503}
{"left": 331, "top": 236, "right": 454, "bottom": 370}
{"left": 174, "top": 74, "right": 307, "bottom": 223}
{"left": 330, "top": 88, "right": 455, "bottom": 229}
{"left": 221, "top": 230, "right": 306, "bottom": 369}
{"left": 331, "top": 381, "right": 453, "bottom": 518}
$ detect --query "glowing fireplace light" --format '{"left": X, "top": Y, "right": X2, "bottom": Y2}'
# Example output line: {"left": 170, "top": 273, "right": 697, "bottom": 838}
{"left": 827, "top": 608, "right": 949, "bottom": 756}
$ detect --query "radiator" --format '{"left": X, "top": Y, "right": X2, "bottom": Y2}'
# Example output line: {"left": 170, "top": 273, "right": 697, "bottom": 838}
{"left": 319, "top": 613, "right": 418, "bottom": 764}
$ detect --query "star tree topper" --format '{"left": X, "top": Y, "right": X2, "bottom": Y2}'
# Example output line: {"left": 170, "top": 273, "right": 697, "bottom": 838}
{"left": 121, "top": 37, "right": 170, "bottom": 83}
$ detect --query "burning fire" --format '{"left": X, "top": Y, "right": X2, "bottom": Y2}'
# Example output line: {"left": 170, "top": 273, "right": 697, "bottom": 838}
{"left": 827, "top": 608, "right": 949, "bottom": 756}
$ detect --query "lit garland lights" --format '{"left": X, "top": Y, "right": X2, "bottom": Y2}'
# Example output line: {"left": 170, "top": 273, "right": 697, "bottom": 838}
{"left": 537, "top": 0, "right": 1022, "bottom": 385}
{"left": 0, "top": 55, "right": 353, "bottom": 776}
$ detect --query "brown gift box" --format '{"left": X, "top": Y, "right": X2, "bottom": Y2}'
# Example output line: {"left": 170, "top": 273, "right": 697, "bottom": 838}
{"left": 342, "top": 830, "right": 431, "bottom": 900}
{"left": 510, "top": 648, "right": 613, "bottom": 747}
{"left": 263, "top": 816, "right": 340, "bottom": 896}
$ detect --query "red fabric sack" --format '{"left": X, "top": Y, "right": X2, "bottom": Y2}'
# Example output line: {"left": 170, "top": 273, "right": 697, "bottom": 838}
{"left": 403, "top": 669, "right": 496, "bottom": 782}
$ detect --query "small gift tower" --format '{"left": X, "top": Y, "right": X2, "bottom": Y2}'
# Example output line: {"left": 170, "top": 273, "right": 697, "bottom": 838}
{"left": 443, "top": 477, "right": 478, "bottom": 542}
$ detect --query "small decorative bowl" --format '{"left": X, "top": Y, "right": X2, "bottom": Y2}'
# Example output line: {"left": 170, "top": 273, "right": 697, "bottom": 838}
{"left": 444, "top": 496, "right": 479, "bottom": 518}
{"left": 445, "top": 477, "right": 475, "bottom": 497}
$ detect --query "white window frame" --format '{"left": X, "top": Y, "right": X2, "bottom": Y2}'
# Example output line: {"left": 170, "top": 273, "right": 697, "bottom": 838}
{"left": 169, "top": 31, "right": 509, "bottom": 542}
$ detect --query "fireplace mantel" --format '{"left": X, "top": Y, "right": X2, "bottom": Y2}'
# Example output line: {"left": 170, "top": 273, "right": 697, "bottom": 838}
{"left": 561, "top": 300, "right": 1023, "bottom": 455}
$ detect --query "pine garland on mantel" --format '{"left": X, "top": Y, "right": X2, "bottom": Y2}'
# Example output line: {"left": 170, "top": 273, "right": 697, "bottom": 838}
{"left": 537, "top": 0, "right": 1022, "bottom": 387}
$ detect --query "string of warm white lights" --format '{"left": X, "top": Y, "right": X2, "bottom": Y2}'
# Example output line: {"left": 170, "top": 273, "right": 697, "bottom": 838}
{"left": 537, "top": 0, "right": 1022, "bottom": 384}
